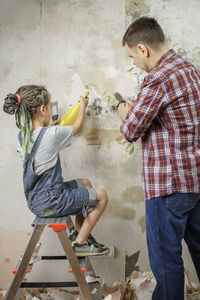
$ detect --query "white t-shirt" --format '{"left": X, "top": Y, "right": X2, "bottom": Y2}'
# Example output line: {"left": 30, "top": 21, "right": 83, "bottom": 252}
{"left": 16, "top": 125, "right": 74, "bottom": 175}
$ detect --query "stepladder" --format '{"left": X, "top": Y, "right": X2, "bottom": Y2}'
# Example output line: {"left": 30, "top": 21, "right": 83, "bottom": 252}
{"left": 4, "top": 215, "right": 112, "bottom": 300}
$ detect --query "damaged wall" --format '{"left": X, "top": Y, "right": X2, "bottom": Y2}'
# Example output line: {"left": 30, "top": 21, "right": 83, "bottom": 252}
{"left": 0, "top": 0, "right": 200, "bottom": 288}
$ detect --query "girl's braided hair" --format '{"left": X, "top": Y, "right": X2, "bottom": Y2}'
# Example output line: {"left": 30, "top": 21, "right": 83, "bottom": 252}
{"left": 3, "top": 85, "right": 50, "bottom": 157}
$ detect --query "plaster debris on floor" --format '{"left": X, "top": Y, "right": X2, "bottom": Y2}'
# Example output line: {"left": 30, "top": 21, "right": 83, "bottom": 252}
{"left": 1, "top": 271, "right": 200, "bottom": 300}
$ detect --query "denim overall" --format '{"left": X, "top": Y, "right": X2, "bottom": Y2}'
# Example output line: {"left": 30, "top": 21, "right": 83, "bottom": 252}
{"left": 19, "top": 127, "right": 97, "bottom": 217}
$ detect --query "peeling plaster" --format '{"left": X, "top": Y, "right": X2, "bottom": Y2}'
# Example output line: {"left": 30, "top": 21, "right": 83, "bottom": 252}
{"left": 125, "top": 0, "right": 149, "bottom": 19}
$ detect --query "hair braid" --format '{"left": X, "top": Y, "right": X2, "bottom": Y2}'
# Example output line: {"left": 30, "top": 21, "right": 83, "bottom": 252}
{"left": 3, "top": 85, "right": 50, "bottom": 158}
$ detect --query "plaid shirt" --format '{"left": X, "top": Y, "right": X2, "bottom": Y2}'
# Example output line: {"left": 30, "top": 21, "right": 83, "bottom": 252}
{"left": 121, "top": 49, "right": 200, "bottom": 200}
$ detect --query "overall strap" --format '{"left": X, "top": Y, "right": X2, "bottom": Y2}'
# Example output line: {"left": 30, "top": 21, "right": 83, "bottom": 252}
{"left": 29, "top": 127, "right": 48, "bottom": 160}
{"left": 18, "top": 127, "right": 48, "bottom": 160}
{"left": 18, "top": 131, "right": 23, "bottom": 146}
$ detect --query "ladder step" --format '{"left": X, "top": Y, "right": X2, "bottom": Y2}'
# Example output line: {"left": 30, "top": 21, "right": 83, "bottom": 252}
{"left": 20, "top": 281, "right": 78, "bottom": 288}
{"left": 12, "top": 269, "right": 31, "bottom": 275}
{"left": 6, "top": 216, "right": 108, "bottom": 300}
{"left": 68, "top": 268, "right": 86, "bottom": 273}
{"left": 32, "top": 216, "right": 69, "bottom": 225}
{"left": 68, "top": 257, "right": 86, "bottom": 273}
{"left": 41, "top": 255, "right": 67, "bottom": 260}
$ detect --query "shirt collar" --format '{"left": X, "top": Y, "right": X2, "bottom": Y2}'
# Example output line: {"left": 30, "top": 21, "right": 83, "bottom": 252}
{"left": 154, "top": 49, "right": 176, "bottom": 69}
{"left": 144, "top": 49, "right": 176, "bottom": 83}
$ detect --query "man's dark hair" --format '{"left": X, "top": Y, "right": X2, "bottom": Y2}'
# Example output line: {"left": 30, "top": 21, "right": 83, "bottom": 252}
{"left": 122, "top": 17, "right": 166, "bottom": 49}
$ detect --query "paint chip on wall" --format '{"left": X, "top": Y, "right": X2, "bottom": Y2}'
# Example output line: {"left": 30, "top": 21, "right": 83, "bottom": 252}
{"left": 139, "top": 216, "right": 146, "bottom": 233}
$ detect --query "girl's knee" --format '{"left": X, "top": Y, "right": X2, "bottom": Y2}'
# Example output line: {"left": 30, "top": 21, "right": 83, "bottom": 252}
{"left": 95, "top": 188, "right": 108, "bottom": 205}
{"left": 82, "top": 178, "right": 92, "bottom": 188}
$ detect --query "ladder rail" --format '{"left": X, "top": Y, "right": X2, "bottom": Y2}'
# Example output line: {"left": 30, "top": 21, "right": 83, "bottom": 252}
{"left": 4, "top": 216, "right": 104, "bottom": 300}
{"left": 5, "top": 224, "right": 45, "bottom": 300}
{"left": 57, "top": 229, "right": 93, "bottom": 300}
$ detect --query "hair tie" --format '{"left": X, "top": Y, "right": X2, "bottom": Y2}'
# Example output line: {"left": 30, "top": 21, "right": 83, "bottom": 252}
{"left": 16, "top": 94, "right": 21, "bottom": 105}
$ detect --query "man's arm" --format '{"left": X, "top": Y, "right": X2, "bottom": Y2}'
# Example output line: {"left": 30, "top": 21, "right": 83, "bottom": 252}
{"left": 119, "top": 81, "right": 165, "bottom": 142}
{"left": 118, "top": 98, "right": 134, "bottom": 121}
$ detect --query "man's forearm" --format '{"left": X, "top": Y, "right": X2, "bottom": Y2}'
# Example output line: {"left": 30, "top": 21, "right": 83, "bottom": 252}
{"left": 118, "top": 102, "right": 133, "bottom": 121}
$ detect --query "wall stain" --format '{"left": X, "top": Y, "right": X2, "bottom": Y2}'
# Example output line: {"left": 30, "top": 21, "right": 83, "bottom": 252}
{"left": 122, "top": 186, "right": 144, "bottom": 203}
{"left": 139, "top": 216, "right": 146, "bottom": 233}
{"left": 82, "top": 128, "right": 121, "bottom": 147}
{"left": 82, "top": 126, "right": 137, "bottom": 155}
{"left": 105, "top": 186, "right": 143, "bottom": 218}
{"left": 106, "top": 198, "right": 136, "bottom": 220}
{"left": 84, "top": 127, "right": 101, "bottom": 146}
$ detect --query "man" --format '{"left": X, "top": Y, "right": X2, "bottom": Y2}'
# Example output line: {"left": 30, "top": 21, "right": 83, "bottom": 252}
{"left": 118, "top": 17, "right": 200, "bottom": 300}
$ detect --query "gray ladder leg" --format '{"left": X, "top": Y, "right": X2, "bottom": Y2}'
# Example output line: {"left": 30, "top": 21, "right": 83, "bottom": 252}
{"left": 56, "top": 229, "right": 93, "bottom": 300}
{"left": 66, "top": 216, "right": 102, "bottom": 299}
{"left": 5, "top": 224, "right": 45, "bottom": 300}
{"left": 14, "top": 288, "right": 23, "bottom": 300}
{"left": 85, "top": 257, "right": 102, "bottom": 300}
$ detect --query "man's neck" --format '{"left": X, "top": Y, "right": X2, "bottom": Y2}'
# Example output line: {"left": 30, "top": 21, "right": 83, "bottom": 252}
{"left": 147, "top": 44, "right": 170, "bottom": 72}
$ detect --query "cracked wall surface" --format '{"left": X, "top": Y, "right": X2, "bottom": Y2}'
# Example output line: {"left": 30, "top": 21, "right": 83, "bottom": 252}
{"left": 0, "top": 0, "right": 200, "bottom": 287}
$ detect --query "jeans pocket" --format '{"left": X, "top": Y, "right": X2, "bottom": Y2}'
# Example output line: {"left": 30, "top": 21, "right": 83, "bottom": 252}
{"left": 166, "top": 193, "right": 199, "bottom": 216}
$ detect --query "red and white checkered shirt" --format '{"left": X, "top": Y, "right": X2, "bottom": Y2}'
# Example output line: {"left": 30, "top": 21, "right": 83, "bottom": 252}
{"left": 121, "top": 49, "right": 200, "bottom": 200}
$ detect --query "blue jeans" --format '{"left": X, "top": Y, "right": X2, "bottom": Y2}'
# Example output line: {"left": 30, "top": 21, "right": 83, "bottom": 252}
{"left": 146, "top": 193, "right": 200, "bottom": 300}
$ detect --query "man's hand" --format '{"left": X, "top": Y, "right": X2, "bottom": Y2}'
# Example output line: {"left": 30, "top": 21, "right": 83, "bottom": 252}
{"left": 118, "top": 99, "right": 133, "bottom": 121}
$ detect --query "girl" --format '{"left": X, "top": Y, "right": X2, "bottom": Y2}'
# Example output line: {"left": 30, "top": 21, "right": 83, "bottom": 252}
{"left": 3, "top": 85, "right": 109, "bottom": 256}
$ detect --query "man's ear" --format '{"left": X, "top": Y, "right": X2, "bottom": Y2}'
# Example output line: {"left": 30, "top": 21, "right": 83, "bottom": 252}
{"left": 137, "top": 43, "right": 149, "bottom": 57}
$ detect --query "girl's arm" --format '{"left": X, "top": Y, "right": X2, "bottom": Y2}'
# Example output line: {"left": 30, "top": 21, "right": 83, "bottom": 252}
{"left": 71, "top": 97, "right": 88, "bottom": 135}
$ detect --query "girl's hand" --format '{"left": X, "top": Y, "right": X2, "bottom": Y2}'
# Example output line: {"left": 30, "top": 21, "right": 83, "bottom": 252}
{"left": 49, "top": 118, "right": 61, "bottom": 126}
{"left": 80, "top": 96, "right": 88, "bottom": 108}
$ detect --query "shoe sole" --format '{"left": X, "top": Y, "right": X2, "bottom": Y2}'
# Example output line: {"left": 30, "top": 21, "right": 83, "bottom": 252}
{"left": 74, "top": 248, "right": 110, "bottom": 257}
